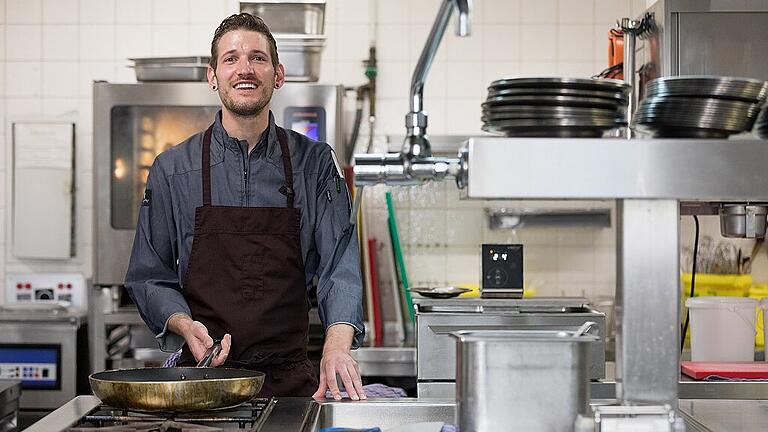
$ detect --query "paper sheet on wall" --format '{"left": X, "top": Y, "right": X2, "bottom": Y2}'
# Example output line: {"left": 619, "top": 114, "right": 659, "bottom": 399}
{"left": 14, "top": 123, "right": 73, "bottom": 170}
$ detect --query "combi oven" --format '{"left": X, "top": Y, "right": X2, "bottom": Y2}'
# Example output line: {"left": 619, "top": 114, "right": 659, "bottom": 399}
{"left": 90, "top": 82, "right": 344, "bottom": 372}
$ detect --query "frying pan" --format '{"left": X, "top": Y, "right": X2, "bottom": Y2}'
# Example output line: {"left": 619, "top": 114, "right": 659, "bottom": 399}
{"left": 89, "top": 341, "right": 265, "bottom": 412}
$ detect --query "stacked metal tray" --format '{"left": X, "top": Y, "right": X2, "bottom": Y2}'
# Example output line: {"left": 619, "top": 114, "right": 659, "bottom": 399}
{"left": 481, "top": 78, "right": 630, "bottom": 138}
{"left": 635, "top": 76, "right": 768, "bottom": 138}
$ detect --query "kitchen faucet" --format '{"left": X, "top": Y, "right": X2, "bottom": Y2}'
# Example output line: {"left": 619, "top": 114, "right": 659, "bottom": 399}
{"left": 404, "top": 0, "right": 471, "bottom": 160}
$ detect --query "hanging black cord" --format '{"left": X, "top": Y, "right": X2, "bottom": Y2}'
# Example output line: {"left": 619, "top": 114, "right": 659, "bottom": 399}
{"left": 681, "top": 215, "right": 700, "bottom": 353}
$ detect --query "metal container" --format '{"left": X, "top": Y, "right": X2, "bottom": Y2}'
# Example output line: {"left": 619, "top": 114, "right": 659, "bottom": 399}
{"left": 452, "top": 329, "right": 597, "bottom": 432}
{"left": 719, "top": 204, "right": 768, "bottom": 238}
{"left": 131, "top": 57, "right": 210, "bottom": 82}
{"left": 277, "top": 35, "right": 325, "bottom": 82}
{"left": 240, "top": 1, "right": 325, "bottom": 34}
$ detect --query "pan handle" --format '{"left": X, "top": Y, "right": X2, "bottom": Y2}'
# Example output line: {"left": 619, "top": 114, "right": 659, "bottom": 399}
{"left": 196, "top": 339, "right": 222, "bottom": 368}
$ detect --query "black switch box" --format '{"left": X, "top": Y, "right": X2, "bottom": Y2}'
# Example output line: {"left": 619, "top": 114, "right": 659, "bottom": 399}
{"left": 481, "top": 244, "right": 523, "bottom": 298}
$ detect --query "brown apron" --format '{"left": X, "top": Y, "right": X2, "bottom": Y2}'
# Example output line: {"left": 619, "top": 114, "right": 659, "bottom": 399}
{"left": 178, "top": 124, "right": 318, "bottom": 397}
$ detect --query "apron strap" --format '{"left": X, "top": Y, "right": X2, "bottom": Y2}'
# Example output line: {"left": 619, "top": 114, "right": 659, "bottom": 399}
{"left": 276, "top": 127, "right": 295, "bottom": 209}
{"left": 201, "top": 124, "right": 214, "bottom": 207}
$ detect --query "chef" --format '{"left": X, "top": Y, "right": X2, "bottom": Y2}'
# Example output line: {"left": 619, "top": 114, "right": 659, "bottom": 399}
{"left": 124, "top": 12, "right": 366, "bottom": 401}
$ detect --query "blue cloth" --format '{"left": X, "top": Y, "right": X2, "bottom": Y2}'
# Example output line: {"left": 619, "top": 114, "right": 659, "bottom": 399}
{"left": 324, "top": 383, "right": 407, "bottom": 399}
{"left": 162, "top": 351, "right": 181, "bottom": 368}
{"left": 124, "top": 111, "right": 365, "bottom": 352}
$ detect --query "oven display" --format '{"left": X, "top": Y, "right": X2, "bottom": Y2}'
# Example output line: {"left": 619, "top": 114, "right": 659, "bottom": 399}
{"left": 284, "top": 106, "right": 326, "bottom": 142}
{"left": 0, "top": 345, "right": 60, "bottom": 389}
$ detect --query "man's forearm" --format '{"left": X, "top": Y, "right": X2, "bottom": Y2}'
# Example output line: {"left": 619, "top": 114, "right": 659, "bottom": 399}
{"left": 323, "top": 324, "right": 355, "bottom": 353}
{"left": 167, "top": 312, "right": 194, "bottom": 336}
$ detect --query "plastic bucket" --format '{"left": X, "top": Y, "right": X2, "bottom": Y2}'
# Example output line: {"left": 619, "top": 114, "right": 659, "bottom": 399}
{"left": 749, "top": 285, "right": 768, "bottom": 347}
{"left": 685, "top": 296, "right": 757, "bottom": 362}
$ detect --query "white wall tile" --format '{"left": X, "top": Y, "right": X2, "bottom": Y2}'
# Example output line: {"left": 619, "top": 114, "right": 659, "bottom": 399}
{"left": 115, "top": 25, "right": 152, "bottom": 60}
{"left": 43, "top": 25, "right": 78, "bottom": 61}
{"left": 594, "top": 245, "right": 615, "bottom": 284}
{"left": 335, "top": 23, "right": 371, "bottom": 61}
{"left": 74, "top": 130, "right": 93, "bottom": 175}
{"left": 6, "top": 0, "right": 41, "bottom": 24}
{"left": 408, "top": 248, "right": 446, "bottom": 286}
{"left": 114, "top": 59, "right": 135, "bottom": 82}
{"left": 408, "top": 181, "right": 446, "bottom": 210}
{"left": 0, "top": 26, "right": 5, "bottom": 60}
{"left": 556, "top": 246, "right": 594, "bottom": 284}
{"left": 6, "top": 25, "right": 42, "bottom": 60}
{"left": 558, "top": 0, "right": 594, "bottom": 24}
{"left": 74, "top": 203, "right": 93, "bottom": 246}
{"left": 318, "top": 57, "right": 337, "bottom": 83}
{"left": 376, "top": 24, "right": 409, "bottom": 61}
{"left": 42, "top": 97, "right": 78, "bottom": 116}
{"left": 444, "top": 98, "right": 481, "bottom": 135}
{"left": 518, "top": 60, "right": 557, "bottom": 76}
{"left": 5, "top": 97, "right": 43, "bottom": 116}
{"left": 188, "top": 0, "right": 227, "bottom": 24}
{"left": 410, "top": 0, "right": 442, "bottom": 24}
{"left": 520, "top": 0, "right": 557, "bottom": 24}
{"left": 557, "top": 24, "right": 594, "bottom": 61}
{"left": 152, "top": 0, "right": 188, "bottom": 24}
{"left": 43, "top": 0, "right": 78, "bottom": 24}
{"left": 187, "top": 24, "right": 212, "bottom": 56}
{"left": 152, "top": 24, "right": 189, "bottom": 56}
{"left": 5, "top": 62, "right": 41, "bottom": 97}
{"left": 376, "top": 61, "right": 410, "bottom": 100}
{"left": 409, "top": 24, "right": 446, "bottom": 63}
{"left": 443, "top": 26, "right": 483, "bottom": 61}
{"left": 557, "top": 227, "right": 595, "bottom": 247}
{"left": 594, "top": 0, "right": 630, "bottom": 27}
{"left": 483, "top": 61, "right": 520, "bottom": 85}
{"left": 115, "top": 0, "right": 150, "bottom": 24}
{"left": 76, "top": 105, "right": 93, "bottom": 141}
{"left": 80, "top": 0, "right": 115, "bottom": 24}
{"left": 376, "top": 0, "right": 409, "bottom": 24}
{"left": 79, "top": 61, "right": 115, "bottom": 98}
{"left": 444, "top": 61, "right": 484, "bottom": 98}
{"left": 518, "top": 227, "right": 558, "bottom": 247}
{"left": 445, "top": 209, "right": 482, "bottom": 246}
{"left": 520, "top": 24, "right": 556, "bottom": 62}
{"left": 483, "top": 24, "right": 520, "bottom": 62}
{"left": 423, "top": 97, "right": 445, "bottom": 135}
{"left": 336, "top": 0, "right": 371, "bottom": 24}
{"left": 557, "top": 60, "right": 598, "bottom": 77}
{"left": 445, "top": 247, "right": 480, "bottom": 284}
{"left": 483, "top": 0, "right": 521, "bottom": 24}
{"left": 42, "top": 61, "right": 78, "bottom": 97}
{"left": 79, "top": 25, "right": 115, "bottom": 60}
{"left": 0, "top": 0, "right": 5, "bottom": 22}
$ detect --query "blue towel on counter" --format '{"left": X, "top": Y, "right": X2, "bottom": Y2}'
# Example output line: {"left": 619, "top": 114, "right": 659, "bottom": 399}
{"left": 324, "top": 383, "right": 407, "bottom": 399}
{"left": 441, "top": 425, "right": 458, "bottom": 432}
{"left": 162, "top": 350, "right": 182, "bottom": 367}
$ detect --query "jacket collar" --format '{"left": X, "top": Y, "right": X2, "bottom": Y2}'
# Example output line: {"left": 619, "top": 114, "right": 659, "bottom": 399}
{"left": 211, "top": 110, "right": 283, "bottom": 165}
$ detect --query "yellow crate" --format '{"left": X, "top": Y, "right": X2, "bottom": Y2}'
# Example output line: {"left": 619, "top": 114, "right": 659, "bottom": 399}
{"left": 681, "top": 273, "right": 753, "bottom": 348}
{"left": 749, "top": 284, "right": 768, "bottom": 348}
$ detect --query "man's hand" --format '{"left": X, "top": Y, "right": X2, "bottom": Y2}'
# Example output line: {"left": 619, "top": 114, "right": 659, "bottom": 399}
{"left": 312, "top": 324, "right": 365, "bottom": 401}
{"left": 168, "top": 313, "right": 231, "bottom": 367}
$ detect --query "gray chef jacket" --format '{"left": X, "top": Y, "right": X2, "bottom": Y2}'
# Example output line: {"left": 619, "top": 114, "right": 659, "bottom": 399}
{"left": 125, "top": 111, "right": 365, "bottom": 352}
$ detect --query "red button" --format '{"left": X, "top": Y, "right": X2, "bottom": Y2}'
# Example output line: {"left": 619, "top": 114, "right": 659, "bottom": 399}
{"left": 25, "top": 283, "right": 31, "bottom": 289}
{"left": 16, "top": 283, "right": 21, "bottom": 289}
{"left": 66, "top": 283, "right": 72, "bottom": 289}
{"left": 58, "top": 283, "right": 64, "bottom": 289}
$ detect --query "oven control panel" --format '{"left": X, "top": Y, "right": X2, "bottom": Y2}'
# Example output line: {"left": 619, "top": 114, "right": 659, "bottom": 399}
{"left": 0, "top": 345, "right": 59, "bottom": 389}
{"left": 5, "top": 273, "right": 86, "bottom": 310}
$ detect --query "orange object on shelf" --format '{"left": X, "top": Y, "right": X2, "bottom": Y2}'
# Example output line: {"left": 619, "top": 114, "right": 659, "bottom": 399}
{"left": 607, "top": 28, "right": 624, "bottom": 79}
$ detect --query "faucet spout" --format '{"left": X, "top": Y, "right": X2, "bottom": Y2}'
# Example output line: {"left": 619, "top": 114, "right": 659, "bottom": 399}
{"left": 403, "top": 0, "right": 473, "bottom": 161}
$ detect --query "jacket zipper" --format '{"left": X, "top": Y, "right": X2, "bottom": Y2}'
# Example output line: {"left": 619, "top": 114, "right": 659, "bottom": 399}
{"left": 241, "top": 144, "right": 250, "bottom": 206}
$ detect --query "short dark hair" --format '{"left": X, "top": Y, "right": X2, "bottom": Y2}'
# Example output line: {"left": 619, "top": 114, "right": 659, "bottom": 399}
{"left": 210, "top": 13, "right": 279, "bottom": 70}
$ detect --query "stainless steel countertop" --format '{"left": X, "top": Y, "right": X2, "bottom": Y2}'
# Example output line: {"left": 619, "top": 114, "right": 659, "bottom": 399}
{"left": 25, "top": 394, "right": 768, "bottom": 431}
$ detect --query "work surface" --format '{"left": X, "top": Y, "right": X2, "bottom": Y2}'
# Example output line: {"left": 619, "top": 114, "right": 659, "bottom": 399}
{"left": 24, "top": 395, "right": 768, "bottom": 431}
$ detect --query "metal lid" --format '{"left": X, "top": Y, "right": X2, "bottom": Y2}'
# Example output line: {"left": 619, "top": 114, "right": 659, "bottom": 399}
{"left": 451, "top": 329, "right": 600, "bottom": 343}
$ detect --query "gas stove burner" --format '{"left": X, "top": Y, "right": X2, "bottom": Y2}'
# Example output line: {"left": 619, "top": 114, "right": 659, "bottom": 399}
{"left": 69, "top": 398, "right": 273, "bottom": 431}
{"left": 69, "top": 420, "right": 223, "bottom": 431}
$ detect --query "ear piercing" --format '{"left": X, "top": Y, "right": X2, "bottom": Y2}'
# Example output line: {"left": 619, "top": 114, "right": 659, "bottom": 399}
{"left": 212, "top": 85, "right": 218, "bottom": 91}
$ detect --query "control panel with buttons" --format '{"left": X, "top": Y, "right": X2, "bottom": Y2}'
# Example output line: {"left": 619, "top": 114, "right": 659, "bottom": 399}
{"left": 481, "top": 244, "right": 523, "bottom": 298}
{"left": 5, "top": 273, "right": 86, "bottom": 310}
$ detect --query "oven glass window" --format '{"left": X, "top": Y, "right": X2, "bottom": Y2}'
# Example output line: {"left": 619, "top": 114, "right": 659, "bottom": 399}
{"left": 110, "top": 106, "right": 219, "bottom": 229}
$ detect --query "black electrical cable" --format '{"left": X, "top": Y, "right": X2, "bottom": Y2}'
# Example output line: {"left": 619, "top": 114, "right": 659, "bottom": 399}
{"left": 681, "top": 215, "right": 700, "bottom": 353}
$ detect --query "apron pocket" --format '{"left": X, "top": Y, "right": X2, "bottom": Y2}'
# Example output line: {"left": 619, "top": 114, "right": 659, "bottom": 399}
{"left": 240, "top": 254, "right": 265, "bottom": 300}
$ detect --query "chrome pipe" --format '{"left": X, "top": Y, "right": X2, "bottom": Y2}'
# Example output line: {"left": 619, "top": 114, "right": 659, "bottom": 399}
{"left": 621, "top": 18, "right": 638, "bottom": 138}
{"left": 353, "top": 154, "right": 460, "bottom": 186}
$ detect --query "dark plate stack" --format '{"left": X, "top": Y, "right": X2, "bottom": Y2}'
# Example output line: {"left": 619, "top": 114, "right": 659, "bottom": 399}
{"left": 482, "top": 78, "right": 630, "bottom": 138}
{"left": 635, "top": 76, "right": 768, "bottom": 138}
{"left": 756, "top": 105, "right": 768, "bottom": 139}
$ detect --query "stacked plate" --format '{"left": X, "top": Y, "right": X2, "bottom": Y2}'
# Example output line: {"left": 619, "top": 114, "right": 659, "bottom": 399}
{"left": 756, "top": 105, "right": 768, "bottom": 139}
{"left": 482, "top": 78, "right": 630, "bottom": 138}
{"left": 635, "top": 76, "right": 768, "bottom": 138}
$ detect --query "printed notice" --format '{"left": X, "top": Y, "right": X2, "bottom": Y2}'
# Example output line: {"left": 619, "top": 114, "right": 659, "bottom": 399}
{"left": 14, "top": 122, "right": 74, "bottom": 170}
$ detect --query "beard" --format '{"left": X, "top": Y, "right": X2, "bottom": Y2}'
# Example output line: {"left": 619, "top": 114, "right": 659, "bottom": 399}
{"left": 218, "top": 75, "right": 275, "bottom": 117}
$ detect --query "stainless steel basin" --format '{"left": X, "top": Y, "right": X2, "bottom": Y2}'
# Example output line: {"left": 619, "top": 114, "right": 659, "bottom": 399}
{"left": 304, "top": 399, "right": 456, "bottom": 431}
